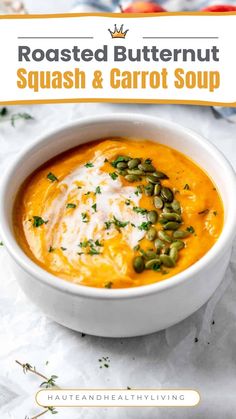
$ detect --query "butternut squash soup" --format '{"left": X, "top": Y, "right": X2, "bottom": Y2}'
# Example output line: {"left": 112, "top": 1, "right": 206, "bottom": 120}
{"left": 14, "top": 138, "right": 223, "bottom": 289}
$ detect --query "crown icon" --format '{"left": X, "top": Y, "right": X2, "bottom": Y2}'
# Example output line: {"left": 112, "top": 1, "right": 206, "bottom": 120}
{"left": 108, "top": 24, "right": 129, "bottom": 39}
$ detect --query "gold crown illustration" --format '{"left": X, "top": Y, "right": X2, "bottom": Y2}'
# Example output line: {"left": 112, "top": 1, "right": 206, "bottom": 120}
{"left": 108, "top": 24, "right": 129, "bottom": 39}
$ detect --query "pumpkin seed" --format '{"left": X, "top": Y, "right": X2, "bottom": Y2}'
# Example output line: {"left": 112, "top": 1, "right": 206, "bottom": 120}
{"left": 170, "top": 240, "right": 185, "bottom": 250}
{"left": 161, "top": 245, "right": 170, "bottom": 255}
{"left": 154, "top": 196, "right": 163, "bottom": 209}
{"left": 154, "top": 184, "right": 161, "bottom": 196}
{"left": 145, "top": 258, "right": 161, "bottom": 270}
{"left": 128, "top": 158, "right": 141, "bottom": 169}
{"left": 117, "top": 169, "right": 127, "bottom": 176}
{"left": 127, "top": 169, "right": 144, "bottom": 176}
{"left": 154, "top": 238, "right": 165, "bottom": 252}
{"left": 138, "top": 163, "right": 155, "bottom": 172}
{"left": 158, "top": 230, "right": 173, "bottom": 243}
{"left": 146, "top": 175, "right": 160, "bottom": 184}
{"left": 146, "top": 226, "right": 157, "bottom": 241}
{"left": 125, "top": 174, "right": 140, "bottom": 182}
{"left": 133, "top": 256, "right": 145, "bottom": 273}
{"left": 160, "top": 212, "right": 182, "bottom": 222}
{"left": 160, "top": 254, "right": 175, "bottom": 267}
{"left": 153, "top": 170, "right": 169, "bottom": 179}
{"left": 163, "top": 221, "right": 180, "bottom": 230}
{"left": 169, "top": 247, "right": 178, "bottom": 262}
{"left": 173, "top": 230, "right": 191, "bottom": 239}
{"left": 144, "top": 184, "right": 154, "bottom": 196}
{"left": 147, "top": 210, "right": 158, "bottom": 224}
{"left": 160, "top": 187, "right": 174, "bottom": 203}
{"left": 117, "top": 162, "right": 128, "bottom": 169}
{"left": 172, "top": 199, "right": 181, "bottom": 213}
{"left": 145, "top": 250, "right": 158, "bottom": 260}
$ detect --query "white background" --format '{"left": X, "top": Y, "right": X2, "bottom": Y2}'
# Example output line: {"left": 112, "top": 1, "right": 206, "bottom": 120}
{"left": 0, "top": 1, "right": 236, "bottom": 419}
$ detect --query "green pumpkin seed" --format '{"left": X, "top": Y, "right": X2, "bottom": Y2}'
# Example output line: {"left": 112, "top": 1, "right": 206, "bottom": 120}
{"left": 128, "top": 158, "right": 141, "bottom": 169}
{"left": 127, "top": 169, "right": 144, "bottom": 176}
{"left": 161, "top": 245, "right": 170, "bottom": 255}
{"left": 153, "top": 171, "right": 169, "bottom": 179}
{"left": 154, "top": 196, "right": 163, "bottom": 209}
{"left": 169, "top": 247, "right": 178, "bottom": 262}
{"left": 117, "top": 162, "right": 128, "bottom": 169}
{"left": 162, "top": 205, "right": 173, "bottom": 214}
{"left": 133, "top": 256, "right": 145, "bottom": 273}
{"left": 154, "top": 184, "right": 161, "bottom": 196}
{"left": 160, "top": 212, "right": 182, "bottom": 222}
{"left": 146, "top": 175, "right": 160, "bottom": 184}
{"left": 160, "top": 254, "right": 175, "bottom": 267}
{"left": 170, "top": 240, "right": 185, "bottom": 250}
{"left": 158, "top": 230, "right": 173, "bottom": 243}
{"left": 125, "top": 174, "right": 140, "bottom": 182}
{"left": 172, "top": 199, "right": 181, "bottom": 213}
{"left": 163, "top": 221, "right": 180, "bottom": 230}
{"left": 173, "top": 230, "right": 191, "bottom": 239}
{"left": 144, "top": 250, "right": 158, "bottom": 260}
{"left": 144, "top": 184, "right": 154, "bottom": 196}
{"left": 138, "top": 163, "right": 155, "bottom": 172}
{"left": 160, "top": 187, "right": 174, "bottom": 203}
{"left": 146, "top": 226, "right": 157, "bottom": 241}
{"left": 154, "top": 238, "right": 165, "bottom": 252}
{"left": 145, "top": 258, "right": 161, "bottom": 270}
{"left": 147, "top": 210, "right": 158, "bottom": 224}
{"left": 117, "top": 169, "right": 128, "bottom": 176}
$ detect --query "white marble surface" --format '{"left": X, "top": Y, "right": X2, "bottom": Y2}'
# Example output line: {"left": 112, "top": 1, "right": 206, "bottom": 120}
{"left": 0, "top": 1, "right": 236, "bottom": 418}
{"left": 0, "top": 102, "right": 236, "bottom": 419}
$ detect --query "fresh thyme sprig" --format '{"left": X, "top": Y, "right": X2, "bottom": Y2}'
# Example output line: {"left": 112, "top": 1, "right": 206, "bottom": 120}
{"left": 16, "top": 360, "right": 59, "bottom": 418}
{"left": 0, "top": 107, "right": 33, "bottom": 127}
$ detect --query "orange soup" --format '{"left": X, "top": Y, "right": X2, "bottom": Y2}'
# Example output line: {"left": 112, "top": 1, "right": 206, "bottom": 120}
{"left": 13, "top": 138, "right": 224, "bottom": 289}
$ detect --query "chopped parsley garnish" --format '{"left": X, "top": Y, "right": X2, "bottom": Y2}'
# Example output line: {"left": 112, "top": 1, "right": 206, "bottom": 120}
{"left": 104, "top": 158, "right": 109, "bottom": 163}
{"left": 109, "top": 172, "right": 118, "bottom": 181}
{"left": 0, "top": 241, "right": 3, "bottom": 246}
{"left": 11, "top": 112, "right": 33, "bottom": 127}
{"left": 133, "top": 206, "right": 147, "bottom": 215}
{"left": 84, "top": 191, "right": 91, "bottom": 196}
{"left": 105, "top": 281, "right": 113, "bottom": 289}
{"left": 92, "top": 203, "right": 97, "bottom": 212}
{"left": 104, "top": 221, "right": 112, "bottom": 230}
{"left": 47, "top": 172, "right": 58, "bottom": 182}
{"left": 184, "top": 184, "right": 190, "bottom": 190}
{"left": 84, "top": 162, "right": 94, "bottom": 168}
{"left": 125, "top": 199, "right": 131, "bottom": 206}
{"left": 61, "top": 247, "right": 67, "bottom": 251}
{"left": 77, "top": 186, "right": 82, "bottom": 190}
{"left": 32, "top": 216, "right": 48, "bottom": 228}
{"left": 95, "top": 186, "right": 101, "bottom": 194}
{"left": 135, "top": 185, "right": 143, "bottom": 196}
{"left": 66, "top": 203, "right": 76, "bottom": 209}
{"left": 113, "top": 216, "right": 129, "bottom": 229}
{"left": 138, "top": 221, "right": 152, "bottom": 231}
{"left": 81, "top": 212, "right": 89, "bottom": 223}
{"left": 48, "top": 246, "right": 54, "bottom": 253}
{"left": 186, "top": 226, "right": 195, "bottom": 234}
{"left": 78, "top": 239, "right": 103, "bottom": 256}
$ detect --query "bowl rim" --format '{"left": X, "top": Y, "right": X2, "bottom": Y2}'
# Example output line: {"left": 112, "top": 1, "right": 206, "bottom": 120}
{"left": 1, "top": 113, "right": 236, "bottom": 300}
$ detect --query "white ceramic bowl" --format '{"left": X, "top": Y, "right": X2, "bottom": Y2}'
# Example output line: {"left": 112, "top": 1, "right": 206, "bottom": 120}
{"left": 1, "top": 114, "right": 236, "bottom": 338}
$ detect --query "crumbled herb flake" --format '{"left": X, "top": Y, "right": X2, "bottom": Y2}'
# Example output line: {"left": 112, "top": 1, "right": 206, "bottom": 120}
{"left": 109, "top": 172, "right": 118, "bottom": 181}
{"left": 47, "top": 172, "right": 58, "bottom": 182}
{"left": 84, "top": 162, "right": 94, "bottom": 168}
{"left": 138, "top": 221, "right": 152, "bottom": 231}
{"left": 105, "top": 221, "right": 112, "bottom": 230}
{"left": 133, "top": 206, "right": 147, "bottom": 215}
{"left": 0, "top": 241, "right": 3, "bottom": 246}
{"left": 81, "top": 212, "right": 89, "bottom": 223}
{"left": 48, "top": 246, "right": 54, "bottom": 253}
{"left": 66, "top": 203, "right": 76, "bottom": 209}
{"left": 95, "top": 186, "right": 101, "bottom": 194}
{"left": 0, "top": 107, "right": 7, "bottom": 116}
{"left": 105, "top": 281, "right": 113, "bottom": 289}
{"left": 32, "top": 216, "right": 48, "bottom": 228}
{"left": 92, "top": 203, "right": 97, "bottom": 212}
{"left": 184, "top": 184, "right": 190, "bottom": 190}
{"left": 213, "top": 211, "right": 218, "bottom": 216}
{"left": 186, "top": 226, "right": 195, "bottom": 234}
{"left": 113, "top": 216, "right": 129, "bottom": 229}
{"left": 61, "top": 247, "right": 67, "bottom": 251}
{"left": 198, "top": 209, "right": 209, "bottom": 215}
